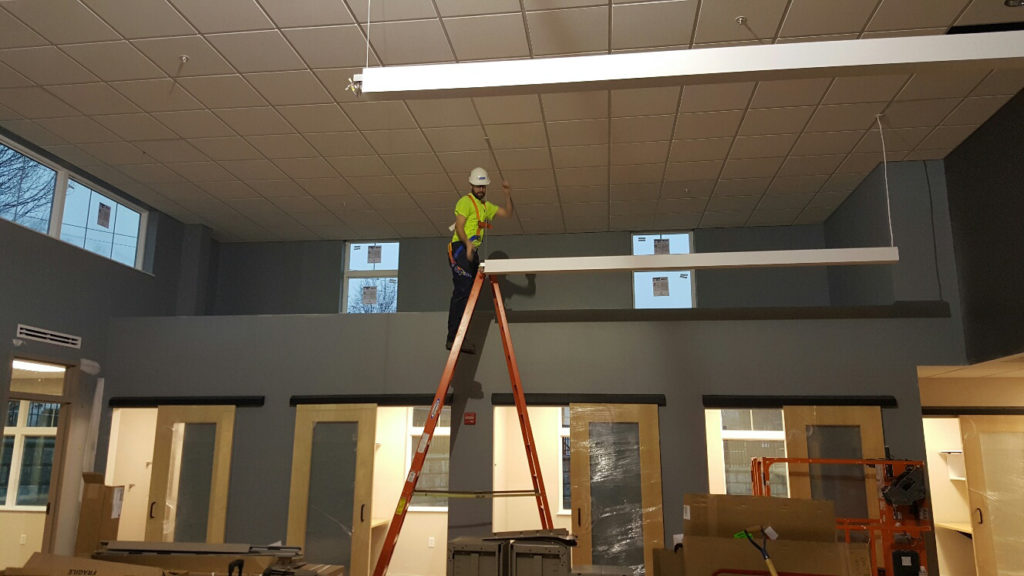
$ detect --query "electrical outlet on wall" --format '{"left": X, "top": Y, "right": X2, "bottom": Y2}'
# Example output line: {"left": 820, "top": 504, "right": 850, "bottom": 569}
{"left": 428, "top": 536, "right": 435, "bottom": 548}
{"left": 20, "top": 534, "right": 27, "bottom": 545}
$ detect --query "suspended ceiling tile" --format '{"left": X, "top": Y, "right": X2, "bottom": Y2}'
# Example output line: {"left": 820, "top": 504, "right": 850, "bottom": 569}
{"left": 774, "top": 33, "right": 859, "bottom": 44}
{"left": 295, "top": 178, "right": 355, "bottom": 197}
{"left": 3, "top": 0, "right": 118, "bottom": 44}
{"left": 44, "top": 144, "right": 102, "bottom": 167}
{"left": 77, "top": 141, "right": 148, "bottom": 165}
{"left": 274, "top": 157, "right": 339, "bottom": 179}
{"left": 610, "top": 141, "right": 670, "bottom": 165}
{"left": 341, "top": 101, "right": 417, "bottom": 130}
{"left": 610, "top": 87, "right": 681, "bottom": 118}
{"left": 112, "top": 79, "right": 205, "bottom": 112}
{"left": 751, "top": 78, "right": 831, "bottom": 108}
{"left": 61, "top": 41, "right": 166, "bottom": 82}
{"left": 804, "top": 101, "right": 887, "bottom": 132}
{"left": 720, "top": 156, "right": 784, "bottom": 179}
{"left": 283, "top": 25, "right": 378, "bottom": 69}
{"left": 118, "top": 162, "right": 186, "bottom": 183}
{"left": 493, "top": 147, "right": 552, "bottom": 170}
{"left": 305, "top": 131, "right": 376, "bottom": 156}
{"left": 547, "top": 118, "right": 609, "bottom": 146}
{"left": 703, "top": 183, "right": 756, "bottom": 204}
{"left": 527, "top": 6, "right": 609, "bottom": 56}
{"left": 214, "top": 107, "right": 295, "bottom": 136}
{"left": 790, "top": 130, "right": 864, "bottom": 156}
{"left": 276, "top": 104, "right": 356, "bottom": 134}
{"left": 499, "top": 168, "right": 555, "bottom": 189}
{"left": 248, "top": 179, "right": 306, "bottom": 197}
{"left": 406, "top": 98, "right": 479, "bottom": 127}
{"left": 133, "top": 36, "right": 236, "bottom": 77}
{"left": 36, "top": 116, "right": 120, "bottom": 143}
{"left": 0, "top": 120, "right": 66, "bottom": 145}
{"left": 515, "top": 202, "right": 561, "bottom": 220}
{"left": 245, "top": 134, "right": 319, "bottom": 158}
{"left": 445, "top": 13, "right": 530, "bottom": 61}
{"left": 953, "top": 0, "right": 1023, "bottom": 26}
{"left": 80, "top": 0, "right": 194, "bottom": 38}
{"left": 347, "top": 0, "right": 437, "bottom": 22}
{"left": 188, "top": 136, "right": 263, "bottom": 160}
{"left": 363, "top": 129, "right": 432, "bottom": 154}
{"left": 680, "top": 82, "right": 755, "bottom": 112}
{"left": 551, "top": 144, "right": 607, "bottom": 167}
{"left": 611, "top": 183, "right": 660, "bottom": 204}
{"left": 895, "top": 69, "right": 990, "bottom": 101}
{"left": 836, "top": 153, "right": 884, "bottom": 173}
{"left": 747, "top": 209, "right": 801, "bottom": 226}
{"left": 245, "top": 71, "right": 333, "bottom": 106}
{"left": 860, "top": 28, "right": 948, "bottom": 39}
{"left": 767, "top": 174, "right": 828, "bottom": 195}
{"left": 0, "top": 47, "right": 98, "bottom": 85}
{"left": 664, "top": 159, "right": 724, "bottom": 180}
{"left": 555, "top": 166, "right": 608, "bottom": 186}
{"left": 153, "top": 110, "right": 236, "bottom": 138}
{"left": 0, "top": 86, "right": 80, "bottom": 117}
{"left": 540, "top": 91, "right": 609, "bottom": 121}
{"left": 777, "top": 154, "right": 845, "bottom": 176}
{"left": 738, "top": 106, "right": 814, "bottom": 136}
{"left": 346, "top": 175, "right": 404, "bottom": 195}
{"left": 94, "top": 112, "right": 178, "bottom": 140}
{"left": 867, "top": 0, "right": 968, "bottom": 31}
{"left": 0, "top": 9, "right": 47, "bottom": 49}
{"left": 779, "top": 0, "right": 878, "bottom": 37}
{"left": 400, "top": 174, "right": 454, "bottom": 195}
{"left": 609, "top": 163, "right": 664, "bottom": 184}
{"left": 668, "top": 137, "right": 732, "bottom": 162}
{"left": 175, "top": 75, "right": 266, "bottom": 109}
{"left": 208, "top": 31, "right": 306, "bottom": 73}
{"left": 902, "top": 148, "right": 950, "bottom": 161}
{"left": 610, "top": 115, "right": 674, "bottom": 143}
{"left": 436, "top": 0, "right": 520, "bottom": 16}
{"left": 169, "top": 0, "right": 274, "bottom": 33}
{"left": 971, "top": 68, "right": 1024, "bottom": 96}
{"left": 220, "top": 158, "right": 288, "bottom": 179}
{"left": 660, "top": 192, "right": 710, "bottom": 211}
{"left": 422, "top": 125, "right": 489, "bottom": 152}
{"left": 610, "top": 212, "right": 654, "bottom": 230}
{"left": 674, "top": 109, "right": 744, "bottom": 139}
{"left": 943, "top": 94, "right": 1014, "bottom": 125}
{"left": 693, "top": 0, "right": 789, "bottom": 44}
{"left": 382, "top": 153, "right": 445, "bottom": 175}
{"left": 510, "top": 186, "right": 559, "bottom": 204}
{"left": 707, "top": 194, "right": 759, "bottom": 212}
{"left": 917, "top": 125, "right": 976, "bottom": 150}
{"left": 729, "top": 133, "right": 798, "bottom": 159}
{"left": 882, "top": 98, "right": 961, "bottom": 128}
{"left": 45, "top": 83, "right": 141, "bottom": 115}
{"left": 558, "top": 185, "right": 607, "bottom": 203}
{"left": 821, "top": 172, "right": 867, "bottom": 194}
{"left": 525, "top": 0, "right": 604, "bottom": 9}
{"left": 368, "top": 20, "right": 455, "bottom": 65}
{"left": 134, "top": 139, "right": 208, "bottom": 163}
{"left": 485, "top": 122, "right": 548, "bottom": 149}
{"left": 822, "top": 74, "right": 909, "bottom": 104}
{"left": 474, "top": 95, "right": 543, "bottom": 124}
{"left": 259, "top": 0, "right": 355, "bottom": 27}
{"left": 611, "top": 1, "right": 697, "bottom": 50}
{"left": 167, "top": 161, "right": 235, "bottom": 182}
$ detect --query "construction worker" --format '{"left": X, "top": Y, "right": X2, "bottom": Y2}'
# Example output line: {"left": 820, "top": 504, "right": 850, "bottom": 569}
{"left": 446, "top": 167, "right": 513, "bottom": 352}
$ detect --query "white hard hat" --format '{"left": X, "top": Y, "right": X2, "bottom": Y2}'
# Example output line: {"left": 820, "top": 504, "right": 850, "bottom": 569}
{"left": 468, "top": 167, "right": 490, "bottom": 186}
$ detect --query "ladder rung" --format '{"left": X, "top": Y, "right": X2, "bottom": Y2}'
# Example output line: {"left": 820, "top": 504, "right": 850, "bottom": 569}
{"left": 414, "top": 489, "right": 540, "bottom": 499}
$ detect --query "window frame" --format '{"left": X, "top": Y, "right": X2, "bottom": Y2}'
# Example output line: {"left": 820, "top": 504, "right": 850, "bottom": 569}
{"left": 558, "top": 415, "right": 571, "bottom": 515}
{"left": 1, "top": 135, "right": 148, "bottom": 270}
{"left": 341, "top": 240, "right": 400, "bottom": 314}
{"left": 1, "top": 399, "right": 60, "bottom": 511}
{"left": 630, "top": 231, "right": 696, "bottom": 309}
{"left": 405, "top": 406, "right": 450, "bottom": 512}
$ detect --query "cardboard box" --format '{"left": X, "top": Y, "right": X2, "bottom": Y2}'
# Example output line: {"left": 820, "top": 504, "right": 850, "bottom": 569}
{"left": 10, "top": 554, "right": 164, "bottom": 576}
{"left": 682, "top": 536, "right": 871, "bottom": 576}
{"left": 683, "top": 494, "right": 836, "bottom": 542}
{"left": 93, "top": 554, "right": 277, "bottom": 576}
{"left": 651, "top": 548, "right": 684, "bottom": 576}
{"left": 75, "top": 474, "right": 123, "bottom": 557}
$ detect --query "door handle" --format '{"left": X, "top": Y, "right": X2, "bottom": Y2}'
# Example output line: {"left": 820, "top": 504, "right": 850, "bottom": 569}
{"left": 149, "top": 501, "right": 156, "bottom": 519}
{"left": 361, "top": 504, "right": 365, "bottom": 523}
{"left": 975, "top": 507, "right": 984, "bottom": 525}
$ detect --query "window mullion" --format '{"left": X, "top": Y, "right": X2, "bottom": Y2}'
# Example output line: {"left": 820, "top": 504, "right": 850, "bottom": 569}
{"left": 7, "top": 434, "right": 25, "bottom": 507}
{"left": 49, "top": 169, "right": 70, "bottom": 239}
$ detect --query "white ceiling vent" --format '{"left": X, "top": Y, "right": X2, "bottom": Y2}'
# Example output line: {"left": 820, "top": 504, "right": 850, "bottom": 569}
{"left": 16, "top": 324, "right": 82, "bottom": 349}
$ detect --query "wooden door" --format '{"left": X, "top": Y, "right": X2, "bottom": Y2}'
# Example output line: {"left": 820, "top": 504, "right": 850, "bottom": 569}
{"left": 570, "top": 403, "right": 664, "bottom": 575}
{"left": 288, "top": 404, "right": 376, "bottom": 576}
{"left": 783, "top": 405, "right": 884, "bottom": 522}
{"left": 960, "top": 415, "right": 1024, "bottom": 575}
{"left": 145, "top": 405, "right": 235, "bottom": 542}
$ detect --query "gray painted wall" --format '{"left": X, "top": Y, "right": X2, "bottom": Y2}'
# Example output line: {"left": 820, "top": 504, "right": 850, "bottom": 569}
{"left": 943, "top": 90, "right": 1024, "bottom": 362}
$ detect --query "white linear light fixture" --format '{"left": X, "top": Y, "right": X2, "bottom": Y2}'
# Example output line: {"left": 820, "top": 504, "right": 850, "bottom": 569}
{"left": 357, "top": 31, "right": 1024, "bottom": 100}
{"left": 480, "top": 247, "right": 899, "bottom": 275}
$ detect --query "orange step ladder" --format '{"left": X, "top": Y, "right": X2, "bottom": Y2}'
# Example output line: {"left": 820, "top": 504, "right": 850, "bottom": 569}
{"left": 371, "top": 269, "right": 553, "bottom": 576}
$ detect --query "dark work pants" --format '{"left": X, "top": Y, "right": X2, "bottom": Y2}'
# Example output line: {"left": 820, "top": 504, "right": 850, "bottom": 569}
{"left": 447, "top": 242, "right": 480, "bottom": 342}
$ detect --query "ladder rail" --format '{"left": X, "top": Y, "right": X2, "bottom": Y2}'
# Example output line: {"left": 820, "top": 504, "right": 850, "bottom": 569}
{"left": 490, "top": 276, "right": 554, "bottom": 530}
{"left": 371, "top": 270, "right": 486, "bottom": 576}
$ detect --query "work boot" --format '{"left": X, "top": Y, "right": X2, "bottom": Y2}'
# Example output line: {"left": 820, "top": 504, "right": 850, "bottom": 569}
{"left": 445, "top": 339, "right": 476, "bottom": 354}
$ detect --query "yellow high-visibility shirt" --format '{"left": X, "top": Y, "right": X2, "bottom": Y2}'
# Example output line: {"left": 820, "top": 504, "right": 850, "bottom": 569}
{"left": 451, "top": 194, "right": 498, "bottom": 246}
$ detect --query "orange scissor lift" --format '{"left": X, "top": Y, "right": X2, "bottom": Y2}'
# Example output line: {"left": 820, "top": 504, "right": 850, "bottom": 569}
{"left": 371, "top": 270, "right": 553, "bottom": 576}
{"left": 750, "top": 457, "right": 933, "bottom": 576}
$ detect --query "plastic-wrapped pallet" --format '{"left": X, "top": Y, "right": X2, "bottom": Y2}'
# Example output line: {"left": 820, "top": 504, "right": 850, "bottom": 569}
{"left": 508, "top": 541, "right": 570, "bottom": 576}
{"left": 448, "top": 537, "right": 507, "bottom": 576}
